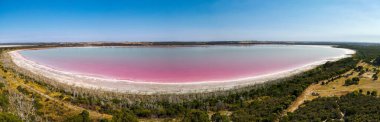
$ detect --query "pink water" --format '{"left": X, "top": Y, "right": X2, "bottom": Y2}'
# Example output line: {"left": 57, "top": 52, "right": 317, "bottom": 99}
{"left": 19, "top": 45, "right": 348, "bottom": 83}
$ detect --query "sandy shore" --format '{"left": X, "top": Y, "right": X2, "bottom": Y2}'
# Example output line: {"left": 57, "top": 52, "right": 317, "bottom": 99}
{"left": 8, "top": 46, "right": 356, "bottom": 94}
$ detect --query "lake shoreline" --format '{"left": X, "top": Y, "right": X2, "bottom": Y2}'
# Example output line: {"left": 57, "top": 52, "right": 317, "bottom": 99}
{"left": 9, "top": 45, "right": 355, "bottom": 94}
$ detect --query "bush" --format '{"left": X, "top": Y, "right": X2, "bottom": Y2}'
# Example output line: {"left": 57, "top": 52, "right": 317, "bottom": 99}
{"left": 0, "top": 83, "right": 5, "bottom": 89}
{"left": 344, "top": 77, "right": 359, "bottom": 86}
{"left": 211, "top": 112, "right": 229, "bottom": 122}
{"left": 373, "top": 56, "right": 380, "bottom": 66}
{"left": 373, "top": 74, "right": 378, "bottom": 80}
{"left": 112, "top": 109, "right": 138, "bottom": 122}
{"left": 0, "top": 94, "right": 8, "bottom": 109}
{"left": 182, "top": 110, "right": 210, "bottom": 122}
{"left": 371, "top": 91, "right": 377, "bottom": 96}
{"left": 0, "top": 112, "right": 21, "bottom": 122}
{"left": 65, "top": 110, "right": 90, "bottom": 122}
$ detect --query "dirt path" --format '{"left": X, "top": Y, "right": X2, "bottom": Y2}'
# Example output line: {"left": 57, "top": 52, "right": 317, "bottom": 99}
{"left": 285, "top": 83, "right": 319, "bottom": 113}
{"left": 16, "top": 80, "right": 112, "bottom": 119}
{"left": 283, "top": 72, "right": 353, "bottom": 115}
{"left": 283, "top": 65, "right": 360, "bottom": 115}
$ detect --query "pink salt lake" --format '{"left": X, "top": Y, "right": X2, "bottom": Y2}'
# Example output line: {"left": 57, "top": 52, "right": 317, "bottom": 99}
{"left": 19, "top": 45, "right": 349, "bottom": 83}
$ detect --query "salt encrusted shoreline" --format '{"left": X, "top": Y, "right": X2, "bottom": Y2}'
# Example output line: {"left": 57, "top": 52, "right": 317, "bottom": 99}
{"left": 9, "top": 45, "right": 356, "bottom": 94}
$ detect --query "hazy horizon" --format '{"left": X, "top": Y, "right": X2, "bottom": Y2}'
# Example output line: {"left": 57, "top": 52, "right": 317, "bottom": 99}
{"left": 1, "top": 0, "right": 380, "bottom": 43}
{"left": 1, "top": 40, "right": 380, "bottom": 44}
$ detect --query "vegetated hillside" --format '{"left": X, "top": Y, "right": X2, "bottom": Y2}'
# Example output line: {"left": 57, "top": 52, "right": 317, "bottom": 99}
{"left": 0, "top": 80, "right": 22, "bottom": 121}
{"left": 281, "top": 44, "right": 380, "bottom": 121}
{"left": 284, "top": 92, "right": 380, "bottom": 121}
{"left": 0, "top": 47, "right": 113, "bottom": 121}
{"left": 1, "top": 43, "right": 380, "bottom": 121}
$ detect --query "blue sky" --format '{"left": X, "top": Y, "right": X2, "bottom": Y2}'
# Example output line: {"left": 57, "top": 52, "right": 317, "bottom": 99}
{"left": 0, "top": 0, "right": 380, "bottom": 42}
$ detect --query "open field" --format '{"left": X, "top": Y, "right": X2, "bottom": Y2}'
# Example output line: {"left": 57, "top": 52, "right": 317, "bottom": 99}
{"left": 286, "top": 61, "right": 380, "bottom": 113}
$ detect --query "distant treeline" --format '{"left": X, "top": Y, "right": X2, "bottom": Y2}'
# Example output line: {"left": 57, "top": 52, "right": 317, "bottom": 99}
{"left": 338, "top": 44, "right": 380, "bottom": 63}
{"left": 0, "top": 41, "right": 282, "bottom": 47}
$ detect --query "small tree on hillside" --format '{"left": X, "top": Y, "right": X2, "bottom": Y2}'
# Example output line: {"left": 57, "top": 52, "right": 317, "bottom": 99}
{"left": 112, "top": 109, "right": 138, "bottom": 122}
{"left": 182, "top": 110, "right": 210, "bottom": 122}
{"left": 344, "top": 77, "right": 360, "bottom": 86}
{"left": 355, "top": 66, "right": 364, "bottom": 72}
{"left": 371, "top": 91, "right": 378, "bottom": 96}
{"left": 65, "top": 110, "right": 90, "bottom": 122}
{"left": 359, "top": 70, "right": 365, "bottom": 76}
{"left": 352, "top": 77, "right": 360, "bottom": 82}
{"left": 373, "top": 56, "right": 380, "bottom": 66}
{"left": 373, "top": 74, "right": 378, "bottom": 80}
{"left": 211, "top": 112, "right": 229, "bottom": 122}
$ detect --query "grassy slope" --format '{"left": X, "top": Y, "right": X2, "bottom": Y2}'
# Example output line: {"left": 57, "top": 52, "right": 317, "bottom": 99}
{"left": 0, "top": 57, "right": 112, "bottom": 121}
{"left": 284, "top": 61, "right": 380, "bottom": 120}
{"left": 306, "top": 62, "right": 379, "bottom": 101}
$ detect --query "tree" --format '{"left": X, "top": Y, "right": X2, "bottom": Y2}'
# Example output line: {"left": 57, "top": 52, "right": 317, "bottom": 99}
{"left": 231, "top": 110, "right": 254, "bottom": 122}
{"left": 112, "top": 109, "right": 138, "bottom": 122}
{"left": 352, "top": 77, "right": 360, "bottom": 82}
{"left": 355, "top": 66, "right": 364, "bottom": 71}
{"left": 65, "top": 110, "right": 90, "bottom": 122}
{"left": 373, "top": 56, "right": 380, "bottom": 66}
{"left": 215, "top": 101, "right": 224, "bottom": 111}
{"left": 182, "top": 110, "right": 210, "bottom": 122}
{"left": 80, "top": 110, "right": 90, "bottom": 122}
{"left": 345, "top": 77, "right": 359, "bottom": 86}
{"left": 0, "top": 83, "right": 5, "bottom": 89}
{"left": 373, "top": 74, "right": 378, "bottom": 80}
{"left": 0, "top": 94, "right": 8, "bottom": 109}
{"left": 359, "top": 70, "right": 365, "bottom": 76}
{"left": 371, "top": 91, "right": 377, "bottom": 96}
{"left": 211, "top": 112, "right": 229, "bottom": 122}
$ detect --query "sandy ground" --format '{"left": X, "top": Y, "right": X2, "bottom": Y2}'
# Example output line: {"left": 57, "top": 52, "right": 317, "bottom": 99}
{"left": 8, "top": 46, "right": 355, "bottom": 94}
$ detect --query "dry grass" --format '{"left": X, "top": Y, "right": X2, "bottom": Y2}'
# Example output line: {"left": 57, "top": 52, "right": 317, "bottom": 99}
{"left": 287, "top": 61, "right": 380, "bottom": 113}
{"left": 0, "top": 64, "right": 112, "bottom": 121}
{"left": 306, "top": 62, "right": 380, "bottom": 100}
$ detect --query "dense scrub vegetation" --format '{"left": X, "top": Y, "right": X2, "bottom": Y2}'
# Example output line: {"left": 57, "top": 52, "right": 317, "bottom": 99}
{"left": 211, "top": 112, "right": 229, "bottom": 122}
{"left": 225, "top": 58, "right": 356, "bottom": 121}
{"left": 111, "top": 109, "right": 138, "bottom": 122}
{"left": 339, "top": 44, "right": 380, "bottom": 63}
{"left": 285, "top": 92, "right": 380, "bottom": 121}
{"left": 0, "top": 79, "right": 22, "bottom": 121}
{"left": 182, "top": 110, "right": 210, "bottom": 122}
{"left": 0, "top": 112, "right": 22, "bottom": 122}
